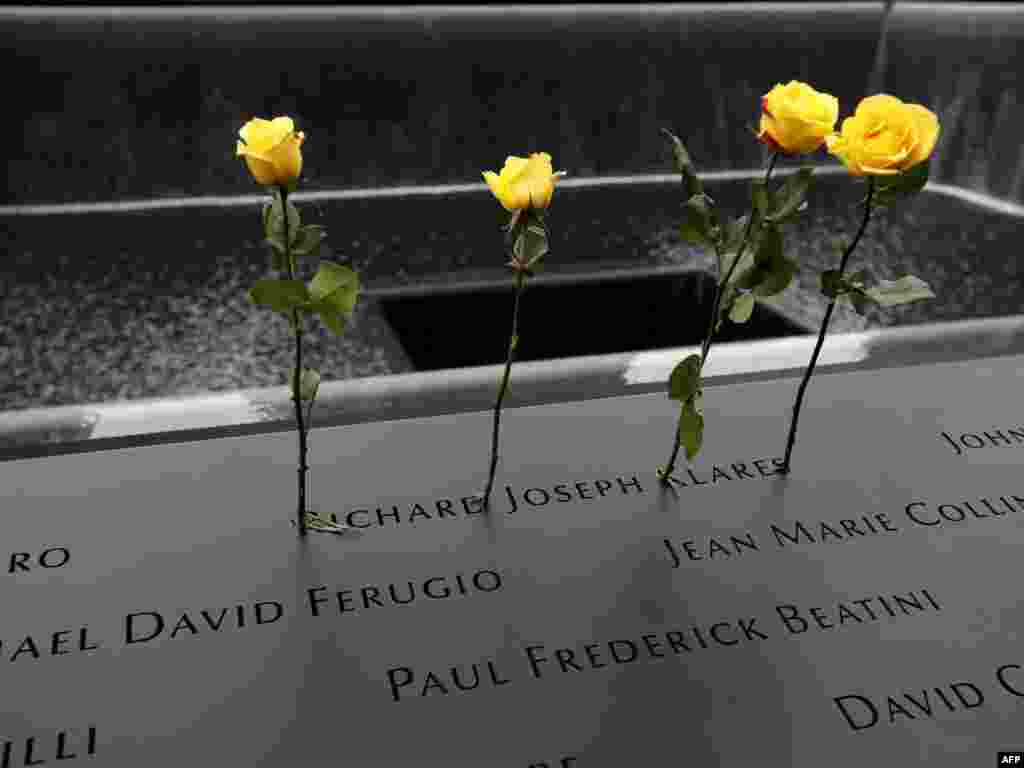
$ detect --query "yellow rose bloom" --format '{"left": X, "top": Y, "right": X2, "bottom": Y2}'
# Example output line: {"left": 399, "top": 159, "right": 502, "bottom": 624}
{"left": 482, "top": 152, "right": 566, "bottom": 212}
{"left": 236, "top": 116, "right": 305, "bottom": 186}
{"left": 757, "top": 81, "right": 839, "bottom": 155}
{"left": 825, "top": 94, "right": 940, "bottom": 176}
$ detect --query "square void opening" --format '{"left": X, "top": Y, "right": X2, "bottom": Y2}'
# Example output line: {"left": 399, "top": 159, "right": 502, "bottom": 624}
{"left": 376, "top": 269, "right": 809, "bottom": 371}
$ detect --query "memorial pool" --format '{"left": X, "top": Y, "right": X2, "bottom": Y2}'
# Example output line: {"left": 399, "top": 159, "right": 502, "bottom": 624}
{"left": 2, "top": 3, "right": 1023, "bottom": 415}
{"left": 1, "top": 172, "right": 1021, "bottom": 412}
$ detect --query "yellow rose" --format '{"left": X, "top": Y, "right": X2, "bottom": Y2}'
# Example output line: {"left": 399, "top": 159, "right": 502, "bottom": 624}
{"left": 236, "top": 116, "right": 305, "bottom": 186}
{"left": 482, "top": 153, "right": 566, "bottom": 212}
{"left": 757, "top": 81, "right": 839, "bottom": 155}
{"left": 825, "top": 94, "right": 940, "bottom": 176}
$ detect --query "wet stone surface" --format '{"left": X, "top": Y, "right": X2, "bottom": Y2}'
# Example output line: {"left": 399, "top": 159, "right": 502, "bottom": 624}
{"left": 1, "top": 176, "right": 1019, "bottom": 412}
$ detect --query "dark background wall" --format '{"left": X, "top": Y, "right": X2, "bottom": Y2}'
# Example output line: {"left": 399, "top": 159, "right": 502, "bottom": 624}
{"left": 7, "top": 5, "right": 1023, "bottom": 206}
{"left": 6, "top": 5, "right": 886, "bottom": 204}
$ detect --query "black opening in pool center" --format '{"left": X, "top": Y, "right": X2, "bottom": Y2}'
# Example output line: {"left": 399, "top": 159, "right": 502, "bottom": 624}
{"left": 375, "top": 269, "right": 810, "bottom": 371}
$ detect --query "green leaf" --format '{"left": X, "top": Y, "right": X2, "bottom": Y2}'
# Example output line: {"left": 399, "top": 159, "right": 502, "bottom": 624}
{"left": 679, "top": 222, "right": 706, "bottom": 247}
{"left": 866, "top": 160, "right": 931, "bottom": 208}
{"left": 249, "top": 279, "right": 311, "bottom": 313}
{"left": 661, "top": 128, "right": 704, "bottom": 199}
{"left": 310, "top": 262, "right": 360, "bottom": 313}
{"left": 753, "top": 255, "right": 798, "bottom": 297}
{"left": 848, "top": 292, "right": 872, "bottom": 316}
{"left": 286, "top": 201, "right": 301, "bottom": 245}
{"left": 290, "top": 367, "right": 321, "bottom": 402}
{"left": 707, "top": 215, "right": 722, "bottom": 244}
{"left": 309, "top": 262, "right": 361, "bottom": 336}
{"left": 751, "top": 180, "right": 769, "bottom": 215}
{"left": 265, "top": 237, "right": 288, "bottom": 272}
{"left": 822, "top": 269, "right": 873, "bottom": 316}
{"left": 262, "top": 202, "right": 273, "bottom": 240}
{"left": 829, "top": 236, "right": 849, "bottom": 258}
{"left": 715, "top": 282, "right": 737, "bottom": 333}
{"left": 765, "top": 167, "right": 814, "bottom": 224}
{"left": 315, "top": 307, "right": 345, "bottom": 336}
{"left": 847, "top": 269, "right": 869, "bottom": 287}
{"left": 668, "top": 353, "right": 702, "bottom": 402}
{"left": 514, "top": 224, "right": 549, "bottom": 268}
{"left": 732, "top": 223, "right": 792, "bottom": 297}
{"left": 680, "top": 193, "right": 719, "bottom": 247}
{"left": 679, "top": 397, "right": 704, "bottom": 461}
{"left": 265, "top": 236, "right": 286, "bottom": 255}
{"left": 719, "top": 219, "right": 762, "bottom": 286}
{"left": 722, "top": 215, "right": 751, "bottom": 255}
{"left": 729, "top": 292, "right": 755, "bottom": 323}
{"left": 742, "top": 223, "right": 781, "bottom": 283}
{"left": 819, "top": 269, "right": 845, "bottom": 300}
{"left": 268, "top": 190, "right": 301, "bottom": 246}
{"left": 862, "top": 275, "right": 936, "bottom": 307}
{"left": 303, "top": 511, "right": 351, "bottom": 534}
{"left": 510, "top": 334, "right": 519, "bottom": 353}
{"left": 291, "top": 225, "right": 327, "bottom": 258}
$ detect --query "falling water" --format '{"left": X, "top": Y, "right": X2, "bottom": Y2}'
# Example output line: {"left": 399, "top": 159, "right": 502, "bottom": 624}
{"left": 865, "top": 0, "right": 894, "bottom": 97}
{"left": 868, "top": 2, "right": 1024, "bottom": 205}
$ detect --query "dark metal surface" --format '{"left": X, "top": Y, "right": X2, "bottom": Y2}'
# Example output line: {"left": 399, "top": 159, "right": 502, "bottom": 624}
{"left": 2, "top": 348, "right": 1023, "bottom": 765}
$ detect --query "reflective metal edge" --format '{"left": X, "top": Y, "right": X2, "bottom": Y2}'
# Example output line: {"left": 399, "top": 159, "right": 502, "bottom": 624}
{"left": 1, "top": 314, "right": 1022, "bottom": 462}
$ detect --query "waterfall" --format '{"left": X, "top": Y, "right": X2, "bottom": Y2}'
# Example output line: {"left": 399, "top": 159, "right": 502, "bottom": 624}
{"left": 866, "top": 0, "right": 894, "bottom": 96}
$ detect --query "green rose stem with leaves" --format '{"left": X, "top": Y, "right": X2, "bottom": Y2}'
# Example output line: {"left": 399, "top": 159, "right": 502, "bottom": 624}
{"left": 237, "top": 117, "right": 360, "bottom": 535}
{"left": 779, "top": 160, "right": 936, "bottom": 473}
{"left": 779, "top": 180, "right": 874, "bottom": 474}
{"left": 483, "top": 267, "right": 523, "bottom": 500}
{"left": 280, "top": 186, "right": 309, "bottom": 533}
{"left": 482, "top": 252, "right": 528, "bottom": 507}
{"left": 657, "top": 129, "right": 806, "bottom": 484}
{"left": 249, "top": 187, "right": 361, "bottom": 536}
{"left": 475, "top": 152, "right": 563, "bottom": 510}
{"left": 478, "top": 212, "right": 548, "bottom": 509}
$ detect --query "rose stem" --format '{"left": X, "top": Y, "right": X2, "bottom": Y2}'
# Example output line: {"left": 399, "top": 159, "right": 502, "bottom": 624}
{"left": 660, "top": 152, "right": 779, "bottom": 481}
{"left": 280, "top": 185, "right": 308, "bottom": 535}
{"left": 481, "top": 267, "right": 526, "bottom": 508}
{"left": 780, "top": 177, "right": 875, "bottom": 474}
